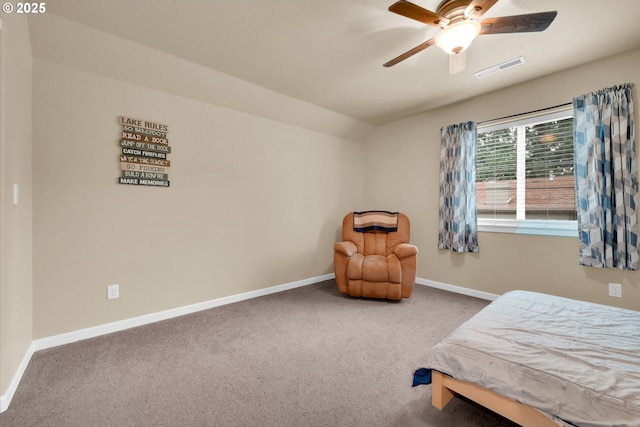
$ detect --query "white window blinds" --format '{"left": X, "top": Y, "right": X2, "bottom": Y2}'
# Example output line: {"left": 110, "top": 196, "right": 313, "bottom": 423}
{"left": 476, "top": 107, "right": 576, "bottom": 222}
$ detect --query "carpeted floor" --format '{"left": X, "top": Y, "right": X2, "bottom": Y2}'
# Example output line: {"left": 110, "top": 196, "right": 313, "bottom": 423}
{"left": 0, "top": 280, "right": 519, "bottom": 427}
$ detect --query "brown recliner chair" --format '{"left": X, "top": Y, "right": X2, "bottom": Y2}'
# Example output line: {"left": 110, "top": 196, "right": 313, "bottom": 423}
{"left": 334, "top": 211, "right": 418, "bottom": 300}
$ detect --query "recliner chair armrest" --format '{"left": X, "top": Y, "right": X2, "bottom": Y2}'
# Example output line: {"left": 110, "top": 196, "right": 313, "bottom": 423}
{"left": 334, "top": 241, "right": 357, "bottom": 257}
{"left": 394, "top": 243, "right": 418, "bottom": 259}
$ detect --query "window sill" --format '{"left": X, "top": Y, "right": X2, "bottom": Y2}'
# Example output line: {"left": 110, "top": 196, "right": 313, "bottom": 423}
{"left": 478, "top": 219, "right": 577, "bottom": 237}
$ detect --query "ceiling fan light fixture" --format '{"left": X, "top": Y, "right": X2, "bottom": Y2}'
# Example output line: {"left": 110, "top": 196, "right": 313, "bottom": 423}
{"left": 435, "top": 20, "right": 481, "bottom": 54}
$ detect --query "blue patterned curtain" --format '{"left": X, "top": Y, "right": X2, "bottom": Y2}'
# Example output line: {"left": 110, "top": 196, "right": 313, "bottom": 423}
{"left": 438, "top": 121, "right": 479, "bottom": 252}
{"left": 573, "top": 84, "right": 639, "bottom": 270}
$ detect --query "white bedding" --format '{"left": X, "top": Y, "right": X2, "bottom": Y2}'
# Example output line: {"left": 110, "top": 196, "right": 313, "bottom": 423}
{"left": 416, "top": 290, "right": 640, "bottom": 427}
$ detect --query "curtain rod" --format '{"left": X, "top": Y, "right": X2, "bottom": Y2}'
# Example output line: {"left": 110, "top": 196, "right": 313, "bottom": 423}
{"left": 478, "top": 102, "right": 572, "bottom": 126}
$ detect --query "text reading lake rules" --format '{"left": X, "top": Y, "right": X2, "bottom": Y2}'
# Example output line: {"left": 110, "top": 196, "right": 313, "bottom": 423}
{"left": 118, "top": 116, "right": 171, "bottom": 187}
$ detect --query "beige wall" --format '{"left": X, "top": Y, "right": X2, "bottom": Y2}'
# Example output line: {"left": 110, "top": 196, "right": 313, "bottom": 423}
{"left": 364, "top": 48, "right": 640, "bottom": 311}
{"left": 28, "top": 14, "right": 370, "bottom": 340}
{"left": 0, "top": 14, "right": 33, "bottom": 399}
{"left": 32, "top": 59, "right": 365, "bottom": 339}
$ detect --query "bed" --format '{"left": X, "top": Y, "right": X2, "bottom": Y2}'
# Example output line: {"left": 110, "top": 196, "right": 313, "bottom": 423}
{"left": 412, "top": 290, "right": 640, "bottom": 427}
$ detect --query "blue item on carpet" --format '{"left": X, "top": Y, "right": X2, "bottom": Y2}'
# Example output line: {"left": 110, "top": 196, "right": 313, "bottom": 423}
{"left": 412, "top": 368, "right": 432, "bottom": 387}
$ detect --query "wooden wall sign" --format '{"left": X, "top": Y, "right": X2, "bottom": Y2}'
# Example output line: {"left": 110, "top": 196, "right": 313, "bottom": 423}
{"left": 118, "top": 116, "right": 171, "bottom": 187}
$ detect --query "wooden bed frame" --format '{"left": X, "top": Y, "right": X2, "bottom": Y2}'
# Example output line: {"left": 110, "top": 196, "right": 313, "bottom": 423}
{"left": 431, "top": 371, "right": 559, "bottom": 427}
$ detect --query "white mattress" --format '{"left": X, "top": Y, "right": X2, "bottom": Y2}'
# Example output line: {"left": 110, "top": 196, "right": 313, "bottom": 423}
{"left": 417, "top": 290, "right": 640, "bottom": 427}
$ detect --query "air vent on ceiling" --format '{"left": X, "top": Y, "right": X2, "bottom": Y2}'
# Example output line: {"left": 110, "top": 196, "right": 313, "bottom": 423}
{"left": 474, "top": 56, "right": 526, "bottom": 79}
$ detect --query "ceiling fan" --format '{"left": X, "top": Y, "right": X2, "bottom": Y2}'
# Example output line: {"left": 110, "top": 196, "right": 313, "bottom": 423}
{"left": 383, "top": 0, "right": 557, "bottom": 74}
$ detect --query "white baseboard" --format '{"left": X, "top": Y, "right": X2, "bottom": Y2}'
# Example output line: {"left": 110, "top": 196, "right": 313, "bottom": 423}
{"left": 33, "top": 273, "right": 335, "bottom": 352}
{"left": 415, "top": 277, "right": 499, "bottom": 301}
{"left": 1, "top": 273, "right": 335, "bottom": 413}
{"left": 0, "top": 341, "right": 36, "bottom": 413}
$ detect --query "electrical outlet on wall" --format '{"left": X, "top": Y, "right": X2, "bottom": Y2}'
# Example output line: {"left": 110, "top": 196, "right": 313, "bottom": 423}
{"left": 107, "top": 284, "right": 120, "bottom": 300}
{"left": 608, "top": 283, "right": 622, "bottom": 298}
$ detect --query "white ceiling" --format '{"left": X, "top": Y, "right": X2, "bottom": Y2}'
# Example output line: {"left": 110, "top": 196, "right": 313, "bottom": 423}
{"left": 33, "top": 0, "right": 640, "bottom": 125}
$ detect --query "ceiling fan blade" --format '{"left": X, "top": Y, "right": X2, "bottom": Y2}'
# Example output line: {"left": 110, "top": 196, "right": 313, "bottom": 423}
{"left": 465, "top": 0, "right": 498, "bottom": 19}
{"left": 383, "top": 38, "right": 436, "bottom": 67}
{"left": 480, "top": 11, "right": 557, "bottom": 35}
{"left": 388, "top": 0, "right": 449, "bottom": 28}
{"left": 449, "top": 51, "right": 466, "bottom": 75}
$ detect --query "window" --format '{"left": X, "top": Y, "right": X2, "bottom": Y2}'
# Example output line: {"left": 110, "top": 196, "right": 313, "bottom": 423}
{"left": 476, "top": 106, "right": 577, "bottom": 237}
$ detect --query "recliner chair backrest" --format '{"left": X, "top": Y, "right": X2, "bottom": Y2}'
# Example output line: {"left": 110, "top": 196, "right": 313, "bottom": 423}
{"left": 341, "top": 212, "right": 411, "bottom": 256}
